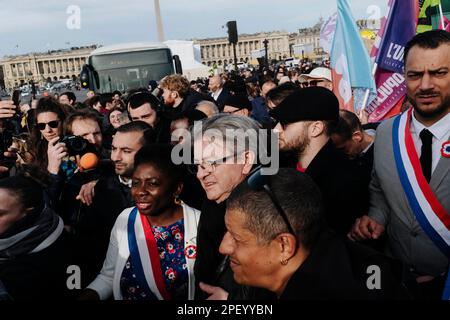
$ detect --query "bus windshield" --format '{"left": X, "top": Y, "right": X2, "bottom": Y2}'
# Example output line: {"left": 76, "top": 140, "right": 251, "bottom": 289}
{"left": 89, "top": 49, "right": 174, "bottom": 92}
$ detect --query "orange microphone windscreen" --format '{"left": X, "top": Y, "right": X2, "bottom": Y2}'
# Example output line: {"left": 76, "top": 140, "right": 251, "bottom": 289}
{"left": 79, "top": 152, "right": 99, "bottom": 170}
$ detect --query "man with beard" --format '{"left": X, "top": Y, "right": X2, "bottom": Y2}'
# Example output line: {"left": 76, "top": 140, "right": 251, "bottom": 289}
{"left": 271, "top": 87, "right": 368, "bottom": 236}
{"left": 157, "top": 75, "right": 212, "bottom": 143}
{"left": 348, "top": 30, "right": 450, "bottom": 300}
{"left": 73, "top": 121, "right": 155, "bottom": 286}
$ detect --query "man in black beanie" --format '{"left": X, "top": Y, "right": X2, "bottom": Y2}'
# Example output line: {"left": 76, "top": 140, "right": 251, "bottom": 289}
{"left": 271, "top": 87, "right": 369, "bottom": 236}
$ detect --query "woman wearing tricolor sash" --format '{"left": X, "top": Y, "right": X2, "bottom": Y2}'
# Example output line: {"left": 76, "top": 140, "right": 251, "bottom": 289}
{"left": 84, "top": 144, "right": 200, "bottom": 300}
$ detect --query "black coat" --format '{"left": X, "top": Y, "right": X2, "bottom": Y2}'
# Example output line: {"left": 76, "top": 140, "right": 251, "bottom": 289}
{"left": 0, "top": 233, "right": 73, "bottom": 300}
{"left": 353, "top": 143, "right": 375, "bottom": 192}
{"left": 73, "top": 174, "right": 134, "bottom": 286}
{"left": 299, "top": 140, "right": 369, "bottom": 236}
{"left": 213, "top": 89, "right": 231, "bottom": 112}
{"left": 194, "top": 199, "right": 227, "bottom": 299}
{"left": 280, "top": 230, "right": 412, "bottom": 300}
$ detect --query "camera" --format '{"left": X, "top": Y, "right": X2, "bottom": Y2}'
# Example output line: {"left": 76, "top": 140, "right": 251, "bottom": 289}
{"left": 59, "top": 135, "right": 95, "bottom": 156}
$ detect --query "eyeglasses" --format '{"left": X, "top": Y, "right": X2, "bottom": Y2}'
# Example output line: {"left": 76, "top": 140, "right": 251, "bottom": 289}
{"left": 247, "top": 167, "right": 296, "bottom": 237}
{"left": 188, "top": 153, "right": 237, "bottom": 174}
{"left": 37, "top": 120, "right": 60, "bottom": 131}
{"left": 222, "top": 108, "right": 242, "bottom": 115}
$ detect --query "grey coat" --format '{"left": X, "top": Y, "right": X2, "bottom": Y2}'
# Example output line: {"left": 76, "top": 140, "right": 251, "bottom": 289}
{"left": 368, "top": 115, "right": 449, "bottom": 277}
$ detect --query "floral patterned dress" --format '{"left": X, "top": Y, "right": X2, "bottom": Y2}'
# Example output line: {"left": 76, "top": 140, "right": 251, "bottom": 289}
{"left": 120, "top": 218, "right": 188, "bottom": 300}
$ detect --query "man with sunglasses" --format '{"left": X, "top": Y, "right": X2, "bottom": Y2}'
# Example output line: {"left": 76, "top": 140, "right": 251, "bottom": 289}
{"left": 271, "top": 87, "right": 368, "bottom": 236}
{"left": 299, "top": 67, "right": 333, "bottom": 90}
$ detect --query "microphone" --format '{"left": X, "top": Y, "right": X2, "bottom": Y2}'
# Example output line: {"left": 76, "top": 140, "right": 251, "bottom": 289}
{"left": 78, "top": 152, "right": 99, "bottom": 170}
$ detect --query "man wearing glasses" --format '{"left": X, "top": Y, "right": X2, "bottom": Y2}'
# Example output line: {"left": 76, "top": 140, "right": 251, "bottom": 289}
{"left": 191, "top": 114, "right": 261, "bottom": 299}
{"left": 299, "top": 67, "right": 333, "bottom": 90}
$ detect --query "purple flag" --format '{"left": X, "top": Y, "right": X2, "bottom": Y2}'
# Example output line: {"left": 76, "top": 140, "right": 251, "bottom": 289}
{"left": 375, "top": 0, "right": 417, "bottom": 74}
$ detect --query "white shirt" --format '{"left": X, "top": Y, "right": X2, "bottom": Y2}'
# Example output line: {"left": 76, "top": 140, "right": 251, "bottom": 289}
{"left": 211, "top": 88, "right": 223, "bottom": 101}
{"left": 410, "top": 111, "right": 450, "bottom": 173}
{"left": 361, "top": 129, "right": 376, "bottom": 155}
{"left": 118, "top": 175, "right": 132, "bottom": 188}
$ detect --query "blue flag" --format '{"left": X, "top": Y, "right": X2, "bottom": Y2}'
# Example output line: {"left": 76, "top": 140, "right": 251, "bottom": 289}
{"left": 331, "top": 0, "right": 377, "bottom": 111}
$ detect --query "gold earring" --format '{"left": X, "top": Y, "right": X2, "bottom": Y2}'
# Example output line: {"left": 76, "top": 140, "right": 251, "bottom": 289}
{"left": 174, "top": 195, "right": 182, "bottom": 205}
{"left": 280, "top": 258, "right": 288, "bottom": 266}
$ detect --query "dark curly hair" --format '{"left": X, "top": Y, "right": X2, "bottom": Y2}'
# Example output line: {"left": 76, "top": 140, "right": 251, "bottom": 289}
{"left": 29, "top": 97, "right": 69, "bottom": 168}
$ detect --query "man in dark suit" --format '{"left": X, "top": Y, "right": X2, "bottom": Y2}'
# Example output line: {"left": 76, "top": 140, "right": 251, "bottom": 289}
{"left": 331, "top": 109, "right": 377, "bottom": 188}
{"left": 73, "top": 121, "right": 155, "bottom": 286}
{"left": 271, "top": 87, "right": 368, "bottom": 236}
{"left": 208, "top": 75, "right": 231, "bottom": 112}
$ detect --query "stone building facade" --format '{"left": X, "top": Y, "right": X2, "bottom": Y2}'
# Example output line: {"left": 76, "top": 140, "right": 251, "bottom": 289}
{"left": 193, "top": 31, "right": 291, "bottom": 67}
{"left": 194, "top": 19, "right": 380, "bottom": 66}
{"left": 0, "top": 45, "right": 97, "bottom": 90}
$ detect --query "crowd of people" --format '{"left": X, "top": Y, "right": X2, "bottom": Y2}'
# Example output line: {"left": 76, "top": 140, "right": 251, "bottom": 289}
{"left": 0, "top": 30, "right": 448, "bottom": 301}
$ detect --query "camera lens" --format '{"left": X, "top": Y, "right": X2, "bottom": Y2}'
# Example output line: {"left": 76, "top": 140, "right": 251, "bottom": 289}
{"left": 71, "top": 139, "right": 86, "bottom": 152}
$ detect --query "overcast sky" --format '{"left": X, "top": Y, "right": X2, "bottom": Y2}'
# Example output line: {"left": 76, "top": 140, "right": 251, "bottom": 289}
{"left": 0, "top": 0, "right": 388, "bottom": 58}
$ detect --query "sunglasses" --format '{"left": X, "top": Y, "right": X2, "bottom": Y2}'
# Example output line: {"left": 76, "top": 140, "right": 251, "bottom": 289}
{"left": 247, "top": 167, "right": 296, "bottom": 237}
{"left": 37, "top": 120, "right": 60, "bottom": 131}
{"left": 303, "top": 79, "right": 324, "bottom": 87}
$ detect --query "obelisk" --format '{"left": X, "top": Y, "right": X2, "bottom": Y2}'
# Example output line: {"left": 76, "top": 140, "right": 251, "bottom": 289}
{"left": 154, "top": 0, "right": 165, "bottom": 42}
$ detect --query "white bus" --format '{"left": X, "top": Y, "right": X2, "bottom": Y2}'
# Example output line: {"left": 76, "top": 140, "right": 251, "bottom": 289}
{"left": 80, "top": 42, "right": 182, "bottom": 93}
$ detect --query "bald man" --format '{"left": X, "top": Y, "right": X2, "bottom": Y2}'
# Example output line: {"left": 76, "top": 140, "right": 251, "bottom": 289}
{"left": 208, "top": 75, "right": 230, "bottom": 111}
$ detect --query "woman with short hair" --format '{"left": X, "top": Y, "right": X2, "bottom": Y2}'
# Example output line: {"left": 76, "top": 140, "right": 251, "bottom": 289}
{"left": 84, "top": 144, "right": 201, "bottom": 300}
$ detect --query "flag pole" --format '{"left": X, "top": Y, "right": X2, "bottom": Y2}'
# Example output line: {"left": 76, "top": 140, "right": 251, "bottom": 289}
{"left": 438, "top": 2, "right": 445, "bottom": 30}
{"left": 361, "top": 62, "right": 378, "bottom": 112}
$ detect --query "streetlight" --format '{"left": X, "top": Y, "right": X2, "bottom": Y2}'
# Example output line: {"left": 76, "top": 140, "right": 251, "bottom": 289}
{"left": 263, "top": 39, "right": 269, "bottom": 67}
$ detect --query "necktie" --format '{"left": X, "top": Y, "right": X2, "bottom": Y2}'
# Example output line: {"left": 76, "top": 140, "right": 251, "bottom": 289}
{"left": 419, "top": 129, "right": 433, "bottom": 182}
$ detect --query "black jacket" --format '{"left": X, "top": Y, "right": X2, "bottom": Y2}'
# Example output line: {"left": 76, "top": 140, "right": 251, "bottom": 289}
{"left": 213, "top": 88, "right": 231, "bottom": 112}
{"left": 73, "top": 174, "right": 134, "bottom": 286}
{"left": 280, "top": 230, "right": 412, "bottom": 300}
{"left": 194, "top": 199, "right": 227, "bottom": 299}
{"left": 303, "top": 140, "right": 369, "bottom": 236}
{"left": 353, "top": 143, "right": 375, "bottom": 191}
{"left": 0, "top": 232, "right": 73, "bottom": 300}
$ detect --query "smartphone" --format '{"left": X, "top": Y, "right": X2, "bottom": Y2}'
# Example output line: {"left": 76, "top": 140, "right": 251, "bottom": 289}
{"left": 12, "top": 90, "right": 21, "bottom": 108}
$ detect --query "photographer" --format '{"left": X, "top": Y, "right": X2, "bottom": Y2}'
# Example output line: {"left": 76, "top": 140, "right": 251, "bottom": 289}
{"left": 47, "top": 110, "right": 113, "bottom": 229}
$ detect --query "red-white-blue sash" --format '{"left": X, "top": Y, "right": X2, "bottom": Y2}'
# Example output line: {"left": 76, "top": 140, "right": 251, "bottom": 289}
{"left": 127, "top": 207, "right": 171, "bottom": 300}
{"left": 392, "top": 109, "right": 450, "bottom": 299}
